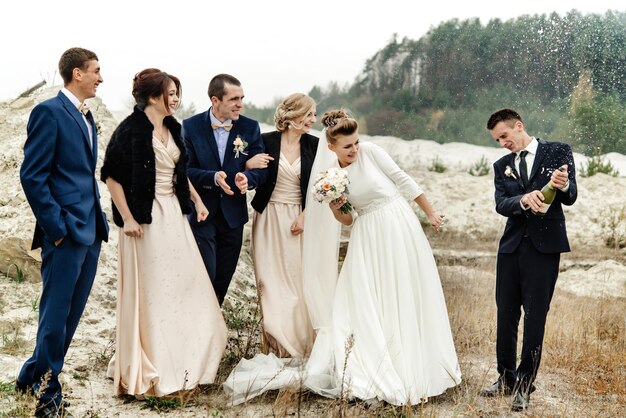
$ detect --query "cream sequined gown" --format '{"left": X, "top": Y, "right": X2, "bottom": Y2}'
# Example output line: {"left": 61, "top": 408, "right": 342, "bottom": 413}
{"left": 108, "top": 134, "right": 227, "bottom": 397}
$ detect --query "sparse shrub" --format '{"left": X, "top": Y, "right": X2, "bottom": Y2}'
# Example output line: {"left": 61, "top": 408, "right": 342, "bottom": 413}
{"left": 580, "top": 153, "right": 619, "bottom": 177}
{"left": 428, "top": 156, "right": 446, "bottom": 173}
{"left": 0, "top": 380, "right": 14, "bottom": 395}
{"left": 224, "top": 299, "right": 257, "bottom": 331}
{"left": 70, "top": 367, "right": 89, "bottom": 386}
{"left": 88, "top": 339, "right": 115, "bottom": 370}
{"left": 1, "top": 323, "right": 27, "bottom": 355}
{"left": 5, "top": 263, "right": 28, "bottom": 283}
{"left": 468, "top": 155, "right": 491, "bottom": 176}
{"left": 2, "top": 387, "right": 35, "bottom": 418}
{"left": 143, "top": 397, "right": 182, "bottom": 412}
{"left": 599, "top": 206, "right": 626, "bottom": 249}
{"left": 219, "top": 298, "right": 261, "bottom": 378}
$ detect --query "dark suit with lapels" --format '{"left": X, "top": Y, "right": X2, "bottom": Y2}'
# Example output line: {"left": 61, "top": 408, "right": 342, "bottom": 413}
{"left": 183, "top": 111, "right": 266, "bottom": 304}
{"left": 251, "top": 131, "right": 319, "bottom": 213}
{"left": 492, "top": 138, "right": 577, "bottom": 390}
{"left": 18, "top": 91, "right": 109, "bottom": 406}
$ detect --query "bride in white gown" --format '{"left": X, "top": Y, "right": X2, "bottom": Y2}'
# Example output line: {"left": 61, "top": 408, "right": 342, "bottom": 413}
{"left": 224, "top": 109, "right": 461, "bottom": 406}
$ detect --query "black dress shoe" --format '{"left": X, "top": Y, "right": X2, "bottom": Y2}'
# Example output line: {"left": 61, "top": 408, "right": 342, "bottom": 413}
{"left": 479, "top": 378, "right": 515, "bottom": 397}
{"left": 515, "top": 382, "right": 536, "bottom": 395}
{"left": 14, "top": 379, "right": 31, "bottom": 395}
{"left": 511, "top": 389, "right": 530, "bottom": 411}
{"left": 34, "top": 402, "right": 74, "bottom": 418}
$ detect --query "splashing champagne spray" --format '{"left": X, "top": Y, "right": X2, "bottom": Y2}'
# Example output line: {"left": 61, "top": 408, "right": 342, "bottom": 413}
{"left": 535, "top": 165, "right": 567, "bottom": 216}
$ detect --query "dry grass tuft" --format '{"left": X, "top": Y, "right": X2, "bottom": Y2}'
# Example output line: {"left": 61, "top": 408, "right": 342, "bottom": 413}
{"left": 545, "top": 294, "right": 626, "bottom": 404}
{"left": 217, "top": 296, "right": 262, "bottom": 383}
{"left": 0, "top": 320, "right": 28, "bottom": 356}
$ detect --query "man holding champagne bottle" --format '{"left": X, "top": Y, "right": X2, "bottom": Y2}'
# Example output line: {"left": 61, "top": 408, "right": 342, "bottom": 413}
{"left": 481, "top": 109, "right": 577, "bottom": 411}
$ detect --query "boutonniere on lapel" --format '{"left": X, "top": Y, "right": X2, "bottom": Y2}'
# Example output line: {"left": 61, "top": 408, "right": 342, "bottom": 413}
{"left": 233, "top": 135, "right": 249, "bottom": 158}
{"left": 504, "top": 165, "right": 517, "bottom": 179}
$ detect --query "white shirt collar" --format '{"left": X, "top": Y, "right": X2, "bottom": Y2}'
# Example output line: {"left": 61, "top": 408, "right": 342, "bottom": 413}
{"left": 519, "top": 137, "right": 538, "bottom": 156}
{"left": 209, "top": 107, "right": 231, "bottom": 125}
{"left": 61, "top": 88, "right": 82, "bottom": 109}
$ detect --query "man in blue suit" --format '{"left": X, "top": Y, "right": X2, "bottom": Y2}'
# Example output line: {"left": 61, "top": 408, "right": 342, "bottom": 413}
{"left": 480, "top": 109, "right": 577, "bottom": 411}
{"left": 16, "top": 47, "right": 109, "bottom": 418}
{"left": 183, "top": 74, "right": 265, "bottom": 305}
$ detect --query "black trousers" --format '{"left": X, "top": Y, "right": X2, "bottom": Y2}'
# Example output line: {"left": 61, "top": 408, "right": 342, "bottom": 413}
{"left": 495, "top": 237, "right": 560, "bottom": 389}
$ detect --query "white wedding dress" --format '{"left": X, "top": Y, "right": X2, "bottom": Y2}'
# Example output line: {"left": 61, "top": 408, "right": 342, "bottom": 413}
{"left": 224, "top": 142, "right": 461, "bottom": 405}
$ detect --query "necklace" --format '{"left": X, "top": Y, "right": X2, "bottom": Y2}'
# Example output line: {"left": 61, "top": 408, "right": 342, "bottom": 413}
{"left": 154, "top": 128, "right": 167, "bottom": 144}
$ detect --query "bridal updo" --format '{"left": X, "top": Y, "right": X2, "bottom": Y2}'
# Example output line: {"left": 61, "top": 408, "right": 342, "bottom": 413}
{"left": 274, "top": 93, "right": 316, "bottom": 132}
{"left": 321, "top": 109, "right": 358, "bottom": 144}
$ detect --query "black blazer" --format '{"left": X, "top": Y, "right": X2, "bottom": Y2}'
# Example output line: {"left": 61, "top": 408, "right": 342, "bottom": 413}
{"left": 251, "top": 131, "right": 319, "bottom": 213}
{"left": 493, "top": 138, "right": 577, "bottom": 254}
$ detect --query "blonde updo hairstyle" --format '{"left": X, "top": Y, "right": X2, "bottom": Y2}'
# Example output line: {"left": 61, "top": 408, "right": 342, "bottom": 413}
{"left": 274, "top": 93, "right": 316, "bottom": 132}
{"left": 321, "top": 109, "right": 358, "bottom": 144}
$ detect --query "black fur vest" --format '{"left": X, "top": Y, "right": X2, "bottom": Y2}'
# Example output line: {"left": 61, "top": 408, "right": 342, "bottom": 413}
{"left": 101, "top": 106, "right": 192, "bottom": 227}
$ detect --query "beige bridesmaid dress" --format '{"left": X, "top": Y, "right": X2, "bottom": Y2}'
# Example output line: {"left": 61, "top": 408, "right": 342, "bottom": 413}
{"left": 108, "top": 135, "right": 227, "bottom": 397}
{"left": 252, "top": 153, "right": 315, "bottom": 358}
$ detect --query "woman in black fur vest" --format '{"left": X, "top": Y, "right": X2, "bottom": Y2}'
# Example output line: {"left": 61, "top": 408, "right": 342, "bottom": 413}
{"left": 101, "top": 69, "right": 226, "bottom": 399}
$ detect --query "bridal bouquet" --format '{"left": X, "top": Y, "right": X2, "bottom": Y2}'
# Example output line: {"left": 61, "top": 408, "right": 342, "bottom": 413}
{"left": 311, "top": 167, "right": 353, "bottom": 214}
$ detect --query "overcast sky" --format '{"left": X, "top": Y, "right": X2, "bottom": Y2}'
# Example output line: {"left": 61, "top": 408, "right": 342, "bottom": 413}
{"left": 2, "top": 0, "right": 622, "bottom": 112}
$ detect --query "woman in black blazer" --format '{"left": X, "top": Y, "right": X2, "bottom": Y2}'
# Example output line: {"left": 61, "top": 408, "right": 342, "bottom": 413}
{"left": 246, "top": 93, "right": 319, "bottom": 358}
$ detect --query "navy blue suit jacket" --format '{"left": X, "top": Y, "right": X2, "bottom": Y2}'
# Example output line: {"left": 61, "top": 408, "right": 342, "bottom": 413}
{"left": 20, "top": 91, "right": 109, "bottom": 249}
{"left": 493, "top": 139, "right": 577, "bottom": 254}
{"left": 182, "top": 111, "right": 266, "bottom": 229}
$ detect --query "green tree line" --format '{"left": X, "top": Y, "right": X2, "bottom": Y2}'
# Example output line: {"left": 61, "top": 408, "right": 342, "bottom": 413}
{"left": 247, "top": 10, "right": 626, "bottom": 155}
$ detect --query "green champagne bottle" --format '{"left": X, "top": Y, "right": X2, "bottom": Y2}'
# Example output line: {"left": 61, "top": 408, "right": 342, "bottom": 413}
{"left": 536, "top": 182, "right": 556, "bottom": 216}
{"left": 536, "top": 165, "right": 566, "bottom": 216}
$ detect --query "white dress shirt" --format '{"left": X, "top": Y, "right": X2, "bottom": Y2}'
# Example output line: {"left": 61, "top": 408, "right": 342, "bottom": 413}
{"left": 61, "top": 88, "right": 93, "bottom": 148}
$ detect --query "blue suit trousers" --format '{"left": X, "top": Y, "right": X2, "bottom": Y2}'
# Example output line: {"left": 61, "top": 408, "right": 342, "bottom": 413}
{"left": 18, "top": 236, "right": 101, "bottom": 405}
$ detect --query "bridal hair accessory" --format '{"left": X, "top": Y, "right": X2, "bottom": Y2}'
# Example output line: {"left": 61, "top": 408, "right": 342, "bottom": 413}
{"left": 504, "top": 165, "right": 517, "bottom": 179}
{"left": 233, "top": 135, "right": 249, "bottom": 158}
{"left": 325, "top": 118, "right": 340, "bottom": 127}
{"left": 311, "top": 167, "right": 353, "bottom": 214}
{"left": 78, "top": 102, "right": 90, "bottom": 115}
